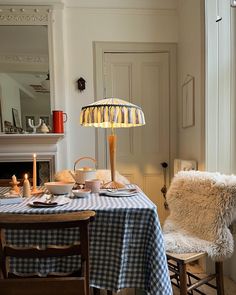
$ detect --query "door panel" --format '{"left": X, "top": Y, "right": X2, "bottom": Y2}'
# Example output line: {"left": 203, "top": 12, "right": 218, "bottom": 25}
{"left": 102, "top": 52, "right": 170, "bottom": 223}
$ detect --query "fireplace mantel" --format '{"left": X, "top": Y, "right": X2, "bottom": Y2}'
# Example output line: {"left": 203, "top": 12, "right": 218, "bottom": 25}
{"left": 0, "top": 133, "right": 65, "bottom": 155}
{"left": 0, "top": 133, "right": 64, "bottom": 145}
{"left": 0, "top": 133, "right": 65, "bottom": 176}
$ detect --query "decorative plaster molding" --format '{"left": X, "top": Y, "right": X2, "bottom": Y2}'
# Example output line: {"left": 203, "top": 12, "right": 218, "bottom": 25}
{"left": 0, "top": 6, "right": 50, "bottom": 25}
{"left": 0, "top": 13, "right": 48, "bottom": 24}
{"left": 0, "top": 54, "right": 49, "bottom": 65}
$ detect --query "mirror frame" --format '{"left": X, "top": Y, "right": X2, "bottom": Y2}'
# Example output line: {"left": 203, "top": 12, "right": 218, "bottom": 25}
{"left": 0, "top": 5, "right": 53, "bottom": 133}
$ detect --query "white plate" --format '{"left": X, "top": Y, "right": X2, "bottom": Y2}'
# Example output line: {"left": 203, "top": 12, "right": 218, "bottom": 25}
{"left": 99, "top": 188, "right": 138, "bottom": 197}
{"left": 28, "top": 195, "right": 70, "bottom": 208}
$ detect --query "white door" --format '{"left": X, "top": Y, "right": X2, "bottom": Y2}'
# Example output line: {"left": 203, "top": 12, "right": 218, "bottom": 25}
{"left": 100, "top": 52, "right": 171, "bottom": 223}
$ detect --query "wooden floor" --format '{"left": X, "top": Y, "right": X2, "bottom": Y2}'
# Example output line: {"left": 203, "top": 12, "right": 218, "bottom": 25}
{"left": 97, "top": 277, "right": 236, "bottom": 295}
{"left": 106, "top": 275, "right": 236, "bottom": 295}
{"left": 98, "top": 263, "right": 236, "bottom": 295}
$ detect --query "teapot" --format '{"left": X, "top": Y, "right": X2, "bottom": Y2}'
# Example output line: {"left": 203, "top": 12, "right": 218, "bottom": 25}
{"left": 70, "top": 157, "right": 96, "bottom": 184}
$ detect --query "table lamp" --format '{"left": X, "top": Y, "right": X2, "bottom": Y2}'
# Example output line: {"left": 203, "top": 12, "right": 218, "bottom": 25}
{"left": 80, "top": 98, "right": 145, "bottom": 189}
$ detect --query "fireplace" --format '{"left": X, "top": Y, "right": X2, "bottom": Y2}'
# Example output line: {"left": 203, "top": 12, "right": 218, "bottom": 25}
{"left": 0, "top": 154, "right": 55, "bottom": 187}
{"left": 0, "top": 133, "right": 64, "bottom": 187}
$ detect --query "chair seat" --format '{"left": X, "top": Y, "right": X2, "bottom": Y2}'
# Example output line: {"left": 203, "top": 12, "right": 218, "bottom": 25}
{"left": 166, "top": 251, "right": 206, "bottom": 264}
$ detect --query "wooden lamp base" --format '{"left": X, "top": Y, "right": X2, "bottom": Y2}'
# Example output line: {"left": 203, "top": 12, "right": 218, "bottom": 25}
{"left": 105, "top": 134, "right": 125, "bottom": 189}
{"left": 103, "top": 180, "right": 125, "bottom": 189}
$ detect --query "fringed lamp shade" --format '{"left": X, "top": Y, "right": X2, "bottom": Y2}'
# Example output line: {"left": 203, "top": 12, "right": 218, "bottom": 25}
{"left": 80, "top": 98, "right": 145, "bottom": 128}
{"left": 80, "top": 98, "right": 145, "bottom": 189}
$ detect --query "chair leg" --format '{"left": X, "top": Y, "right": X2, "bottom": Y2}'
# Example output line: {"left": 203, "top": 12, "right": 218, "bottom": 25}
{"left": 93, "top": 288, "right": 101, "bottom": 295}
{"left": 187, "top": 273, "right": 194, "bottom": 295}
{"left": 215, "top": 261, "right": 224, "bottom": 295}
{"left": 178, "top": 262, "right": 188, "bottom": 295}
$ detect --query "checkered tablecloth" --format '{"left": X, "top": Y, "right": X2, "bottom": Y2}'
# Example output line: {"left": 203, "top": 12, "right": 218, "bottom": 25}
{"left": 0, "top": 185, "right": 172, "bottom": 295}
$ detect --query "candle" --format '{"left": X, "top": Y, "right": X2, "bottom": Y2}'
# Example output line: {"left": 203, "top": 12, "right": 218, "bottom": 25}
{"left": 12, "top": 175, "right": 17, "bottom": 183}
{"left": 33, "top": 153, "right": 37, "bottom": 191}
{"left": 23, "top": 174, "right": 31, "bottom": 197}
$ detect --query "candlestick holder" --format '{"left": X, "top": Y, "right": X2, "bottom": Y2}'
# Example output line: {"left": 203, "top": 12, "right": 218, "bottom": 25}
{"left": 31, "top": 187, "right": 44, "bottom": 195}
{"left": 28, "top": 118, "right": 42, "bottom": 133}
{"left": 9, "top": 181, "right": 20, "bottom": 195}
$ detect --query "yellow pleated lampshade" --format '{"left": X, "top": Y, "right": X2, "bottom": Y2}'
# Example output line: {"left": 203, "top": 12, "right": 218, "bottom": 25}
{"left": 80, "top": 98, "right": 145, "bottom": 128}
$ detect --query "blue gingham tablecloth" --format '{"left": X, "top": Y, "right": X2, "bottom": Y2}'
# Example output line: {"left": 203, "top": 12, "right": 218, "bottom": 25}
{"left": 0, "top": 185, "right": 172, "bottom": 295}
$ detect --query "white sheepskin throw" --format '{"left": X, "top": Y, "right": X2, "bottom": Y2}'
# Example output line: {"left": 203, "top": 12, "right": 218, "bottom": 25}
{"left": 163, "top": 170, "right": 236, "bottom": 261}
{"left": 54, "top": 169, "right": 130, "bottom": 185}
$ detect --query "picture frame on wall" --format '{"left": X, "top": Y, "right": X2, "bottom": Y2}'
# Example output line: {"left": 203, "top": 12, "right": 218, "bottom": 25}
{"left": 182, "top": 76, "right": 195, "bottom": 128}
{"left": 12, "top": 108, "right": 21, "bottom": 128}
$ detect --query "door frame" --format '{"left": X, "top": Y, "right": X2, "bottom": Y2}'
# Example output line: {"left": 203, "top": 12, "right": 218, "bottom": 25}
{"left": 93, "top": 41, "right": 177, "bottom": 180}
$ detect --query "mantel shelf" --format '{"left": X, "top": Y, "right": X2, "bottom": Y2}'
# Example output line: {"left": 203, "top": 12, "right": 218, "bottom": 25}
{"left": 0, "top": 133, "right": 64, "bottom": 145}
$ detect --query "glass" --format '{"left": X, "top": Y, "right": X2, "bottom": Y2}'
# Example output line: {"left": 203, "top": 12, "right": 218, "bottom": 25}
{"left": 0, "top": 25, "right": 51, "bottom": 133}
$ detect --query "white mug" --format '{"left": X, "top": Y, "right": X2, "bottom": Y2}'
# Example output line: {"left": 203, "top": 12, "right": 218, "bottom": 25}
{"left": 85, "top": 179, "right": 103, "bottom": 193}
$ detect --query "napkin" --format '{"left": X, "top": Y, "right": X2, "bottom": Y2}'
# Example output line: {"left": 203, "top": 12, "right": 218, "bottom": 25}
{"left": 28, "top": 195, "right": 70, "bottom": 208}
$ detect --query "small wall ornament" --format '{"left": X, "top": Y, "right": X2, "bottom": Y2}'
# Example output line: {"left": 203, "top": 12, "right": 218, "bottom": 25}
{"left": 77, "top": 77, "right": 86, "bottom": 92}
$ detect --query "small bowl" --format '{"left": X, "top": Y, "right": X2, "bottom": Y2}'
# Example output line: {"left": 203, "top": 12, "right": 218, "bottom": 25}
{"left": 45, "top": 181, "right": 75, "bottom": 195}
{"left": 72, "top": 188, "right": 91, "bottom": 198}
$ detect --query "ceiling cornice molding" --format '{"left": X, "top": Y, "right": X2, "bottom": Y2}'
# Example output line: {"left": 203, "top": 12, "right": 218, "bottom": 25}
{"left": 0, "top": 1, "right": 64, "bottom": 8}
{"left": 0, "top": 0, "right": 176, "bottom": 10}
{"left": 65, "top": 0, "right": 177, "bottom": 10}
{"left": 73, "top": 7, "right": 177, "bottom": 16}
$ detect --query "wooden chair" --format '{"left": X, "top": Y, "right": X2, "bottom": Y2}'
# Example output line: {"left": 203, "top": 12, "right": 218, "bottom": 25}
{"left": 166, "top": 252, "right": 224, "bottom": 295}
{"left": 0, "top": 211, "right": 95, "bottom": 295}
{"left": 163, "top": 170, "right": 236, "bottom": 295}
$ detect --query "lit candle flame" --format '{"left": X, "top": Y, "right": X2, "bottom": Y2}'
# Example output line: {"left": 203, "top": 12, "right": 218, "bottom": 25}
{"left": 33, "top": 153, "right": 36, "bottom": 158}
{"left": 24, "top": 173, "right": 28, "bottom": 180}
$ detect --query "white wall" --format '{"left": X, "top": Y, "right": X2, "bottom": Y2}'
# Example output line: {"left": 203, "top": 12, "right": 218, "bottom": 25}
{"left": 205, "top": 0, "right": 236, "bottom": 282}
{"left": 0, "top": 73, "right": 22, "bottom": 125}
{"left": 63, "top": 4, "right": 178, "bottom": 168}
{"left": 205, "top": 0, "right": 234, "bottom": 174}
{"left": 177, "top": 0, "right": 205, "bottom": 170}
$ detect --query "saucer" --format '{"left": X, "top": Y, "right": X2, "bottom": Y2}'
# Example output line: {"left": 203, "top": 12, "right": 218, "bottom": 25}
{"left": 72, "top": 189, "right": 91, "bottom": 198}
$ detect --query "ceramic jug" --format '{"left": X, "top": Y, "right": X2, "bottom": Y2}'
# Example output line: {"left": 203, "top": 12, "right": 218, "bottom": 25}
{"left": 52, "top": 110, "right": 67, "bottom": 133}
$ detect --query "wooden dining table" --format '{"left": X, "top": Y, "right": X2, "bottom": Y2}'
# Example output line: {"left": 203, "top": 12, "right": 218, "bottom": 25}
{"left": 0, "top": 185, "right": 172, "bottom": 295}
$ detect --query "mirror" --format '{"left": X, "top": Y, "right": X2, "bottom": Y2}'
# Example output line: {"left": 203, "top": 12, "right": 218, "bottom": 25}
{"left": 0, "top": 7, "right": 51, "bottom": 133}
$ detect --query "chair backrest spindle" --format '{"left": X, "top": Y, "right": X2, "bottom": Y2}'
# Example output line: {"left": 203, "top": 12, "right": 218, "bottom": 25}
{"left": 0, "top": 211, "right": 95, "bottom": 295}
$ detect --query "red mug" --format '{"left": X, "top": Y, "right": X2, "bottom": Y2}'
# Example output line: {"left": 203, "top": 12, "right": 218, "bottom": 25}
{"left": 52, "top": 110, "right": 67, "bottom": 133}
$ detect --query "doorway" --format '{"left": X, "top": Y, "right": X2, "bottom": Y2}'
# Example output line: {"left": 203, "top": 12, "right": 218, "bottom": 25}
{"left": 94, "top": 42, "right": 177, "bottom": 223}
